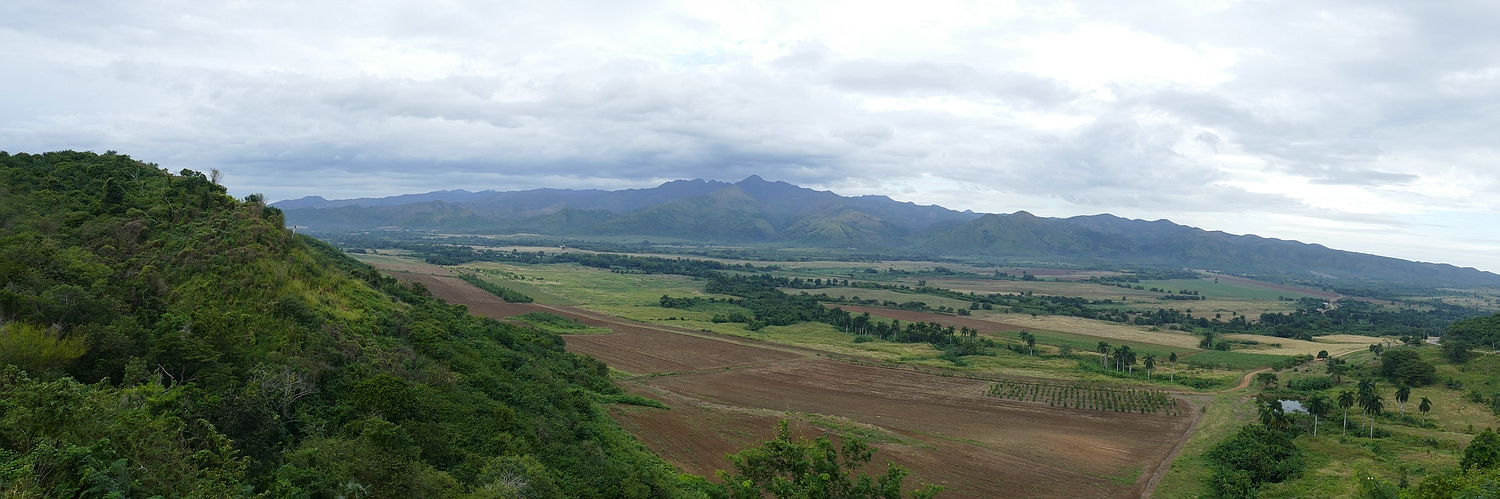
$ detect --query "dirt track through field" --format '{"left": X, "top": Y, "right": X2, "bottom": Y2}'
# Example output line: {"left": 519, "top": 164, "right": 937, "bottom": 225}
{"left": 369, "top": 259, "right": 1199, "bottom": 498}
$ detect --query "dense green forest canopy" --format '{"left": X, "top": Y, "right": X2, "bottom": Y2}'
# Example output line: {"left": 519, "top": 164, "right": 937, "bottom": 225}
{"left": 1446, "top": 313, "right": 1500, "bottom": 347}
{"left": 0, "top": 151, "right": 693, "bottom": 497}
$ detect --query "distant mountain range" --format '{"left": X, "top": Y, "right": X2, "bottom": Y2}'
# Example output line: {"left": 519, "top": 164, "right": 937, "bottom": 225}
{"left": 277, "top": 176, "right": 1500, "bottom": 288}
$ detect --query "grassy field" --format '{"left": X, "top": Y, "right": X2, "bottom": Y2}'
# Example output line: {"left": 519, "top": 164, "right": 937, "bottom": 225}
{"left": 457, "top": 261, "right": 734, "bottom": 309}
{"left": 1154, "top": 346, "right": 1500, "bottom": 497}
{"left": 1146, "top": 278, "right": 1328, "bottom": 301}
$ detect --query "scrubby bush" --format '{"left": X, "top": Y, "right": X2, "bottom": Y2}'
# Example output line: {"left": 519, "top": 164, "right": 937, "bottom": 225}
{"left": 0, "top": 322, "right": 87, "bottom": 373}
{"left": 1203, "top": 424, "right": 1303, "bottom": 498}
{"left": 1287, "top": 376, "right": 1335, "bottom": 391}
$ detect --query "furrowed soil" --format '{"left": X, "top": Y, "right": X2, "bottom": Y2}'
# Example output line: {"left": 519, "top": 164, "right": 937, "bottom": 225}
{"left": 565, "top": 326, "right": 802, "bottom": 374}
{"left": 366, "top": 256, "right": 1198, "bottom": 497}
{"left": 643, "top": 358, "right": 1193, "bottom": 498}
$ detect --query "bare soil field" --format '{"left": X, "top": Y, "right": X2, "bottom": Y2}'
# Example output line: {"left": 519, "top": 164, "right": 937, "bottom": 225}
{"left": 563, "top": 326, "right": 802, "bottom": 375}
{"left": 390, "top": 272, "right": 552, "bottom": 318}
{"left": 608, "top": 384, "right": 830, "bottom": 478}
{"left": 352, "top": 253, "right": 453, "bottom": 275}
{"left": 380, "top": 266, "right": 803, "bottom": 374}
{"left": 644, "top": 358, "right": 1195, "bottom": 498}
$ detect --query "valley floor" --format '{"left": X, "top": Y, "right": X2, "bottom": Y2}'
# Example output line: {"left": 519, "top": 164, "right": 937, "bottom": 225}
{"left": 364, "top": 256, "right": 1206, "bottom": 498}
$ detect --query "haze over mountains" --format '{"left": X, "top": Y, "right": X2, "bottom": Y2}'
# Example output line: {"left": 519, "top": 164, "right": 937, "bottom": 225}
{"left": 278, "top": 176, "right": 1500, "bottom": 288}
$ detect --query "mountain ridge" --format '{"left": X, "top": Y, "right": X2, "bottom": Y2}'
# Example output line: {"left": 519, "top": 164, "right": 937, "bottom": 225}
{"left": 277, "top": 176, "right": 1500, "bottom": 288}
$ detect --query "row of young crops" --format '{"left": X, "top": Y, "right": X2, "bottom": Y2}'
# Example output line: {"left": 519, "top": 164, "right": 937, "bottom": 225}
{"left": 986, "top": 381, "right": 1179, "bottom": 415}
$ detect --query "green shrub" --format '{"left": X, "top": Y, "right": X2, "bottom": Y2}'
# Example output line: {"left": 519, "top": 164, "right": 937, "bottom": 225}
{"left": 457, "top": 273, "right": 533, "bottom": 302}
{"left": 1204, "top": 424, "right": 1303, "bottom": 497}
{"left": 0, "top": 322, "right": 87, "bottom": 373}
{"left": 1287, "top": 376, "right": 1334, "bottom": 391}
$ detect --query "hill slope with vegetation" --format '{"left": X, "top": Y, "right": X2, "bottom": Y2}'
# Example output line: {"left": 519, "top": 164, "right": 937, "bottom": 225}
{"left": 0, "top": 151, "right": 689, "bottom": 497}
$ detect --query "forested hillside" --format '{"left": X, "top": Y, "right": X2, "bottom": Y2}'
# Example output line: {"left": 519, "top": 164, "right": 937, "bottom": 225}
{"left": 0, "top": 151, "right": 688, "bottom": 497}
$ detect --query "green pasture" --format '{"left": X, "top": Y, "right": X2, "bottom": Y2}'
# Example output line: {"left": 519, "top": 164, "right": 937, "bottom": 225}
{"left": 458, "top": 261, "right": 733, "bottom": 308}
{"left": 1144, "top": 277, "right": 1326, "bottom": 301}
{"left": 1157, "top": 344, "right": 1500, "bottom": 497}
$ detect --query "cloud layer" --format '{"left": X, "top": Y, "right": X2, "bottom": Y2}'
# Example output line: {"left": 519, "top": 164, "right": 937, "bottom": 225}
{"left": 4, "top": 0, "right": 1499, "bottom": 271}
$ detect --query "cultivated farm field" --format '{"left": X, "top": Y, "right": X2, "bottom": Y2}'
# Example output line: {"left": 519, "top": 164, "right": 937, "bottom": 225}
{"left": 360, "top": 254, "right": 1203, "bottom": 497}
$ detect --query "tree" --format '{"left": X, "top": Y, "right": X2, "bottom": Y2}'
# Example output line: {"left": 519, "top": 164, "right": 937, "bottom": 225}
{"left": 1363, "top": 395, "right": 1384, "bottom": 438}
{"left": 1168, "top": 351, "right": 1178, "bottom": 363}
{"left": 1395, "top": 385, "right": 1411, "bottom": 417}
{"left": 1357, "top": 379, "right": 1377, "bottom": 433}
{"left": 1317, "top": 350, "right": 1329, "bottom": 360}
{"left": 1338, "top": 390, "right": 1356, "bottom": 435}
{"left": 1143, "top": 354, "right": 1156, "bottom": 379}
{"left": 717, "top": 420, "right": 944, "bottom": 498}
{"left": 1097, "top": 342, "right": 1111, "bottom": 368}
{"left": 1461, "top": 429, "right": 1500, "bottom": 471}
{"left": 1306, "top": 395, "right": 1331, "bottom": 437}
{"left": 1377, "top": 349, "right": 1435, "bottom": 386}
{"left": 1369, "top": 344, "right": 1384, "bottom": 357}
{"left": 1019, "top": 331, "right": 1035, "bottom": 356}
{"left": 1444, "top": 339, "right": 1478, "bottom": 364}
{"left": 1327, "top": 363, "right": 1350, "bottom": 383}
{"left": 1419, "top": 396, "right": 1432, "bottom": 422}
{"left": 1257, "top": 398, "right": 1286, "bottom": 429}
{"left": 1256, "top": 372, "right": 1279, "bottom": 389}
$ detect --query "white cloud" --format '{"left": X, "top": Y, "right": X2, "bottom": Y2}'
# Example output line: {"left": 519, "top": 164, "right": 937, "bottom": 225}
{"left": 2, "top": 0, "right": 1499, "bottom": 271}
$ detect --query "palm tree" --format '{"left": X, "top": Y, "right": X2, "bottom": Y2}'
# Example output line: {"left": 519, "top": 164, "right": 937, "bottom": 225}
{"left": 1419, "top": 396, "right": 1432, "bottom": 422}
{"left": 1097, "top": 342, "right": 1111, "bottom": 368}
{"left": 1392, "top": 383, "right": 1404, "bottom": 416}
{"left": 1166, "top": 351, "right": 1176, "bottom": 382}
{"left": 1307, "top": 395, "right": 1332, "bottom": 437}
{"left": 1143, "top": 354, "right": 1156, "bottom": 379}
{"left": 1395, "top": 385, "right": 1411, "bottom": 417}
{"left": 1258, "top": 398, "right": 1283, "bottom": 428}
{"left": 1338, "top": 390, "right": 1356, "bottom": 435}
{"left": 1364, "top": 395, "right": 1384, "bottom": 438}
{"left": 1124, "top": 348, "right": 1137, "bottom": 374}
{"left": 1357, "top": 379, "right": 1376, "bottom": 432}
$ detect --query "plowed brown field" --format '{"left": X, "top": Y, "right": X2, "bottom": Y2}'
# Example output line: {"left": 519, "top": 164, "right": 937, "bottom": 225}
{"left": 643, "top": 358, "right": 1192, "bottom": 498}
{"left": 564, "top": 327, "right": 802, "bottom": 374}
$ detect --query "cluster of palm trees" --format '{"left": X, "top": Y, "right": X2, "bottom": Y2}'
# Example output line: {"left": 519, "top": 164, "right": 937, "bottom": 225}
{"left": 1095, "top": 341, "right": 1175, "bottom": 379}
{"left": 1299, "top": 380, "right": 1433, "bottom": 437}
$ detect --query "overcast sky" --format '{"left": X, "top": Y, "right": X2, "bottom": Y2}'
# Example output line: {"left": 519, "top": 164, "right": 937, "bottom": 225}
{"left": 4, "top": 1, "right": 1499, "bottom": 273}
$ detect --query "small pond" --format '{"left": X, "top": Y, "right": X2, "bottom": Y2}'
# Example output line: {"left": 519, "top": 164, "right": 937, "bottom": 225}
{"left": 1279, "top": 400, "right": 1308, "bottom": 414}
